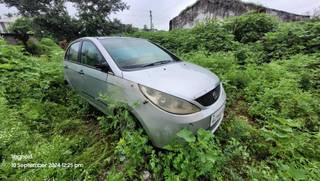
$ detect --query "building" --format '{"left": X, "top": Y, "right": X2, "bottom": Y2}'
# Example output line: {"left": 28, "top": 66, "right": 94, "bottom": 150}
{"left": 0, "top": 16, "right": 19, "bottom": 33}
{"left": 0, "top": 16, "right": 30, "bottom": 45}
{"left": 0, "top": 20, "right": 10, "bottom": 33}
{"left": 170, "top": 0, "right": 310, "bottom": 30}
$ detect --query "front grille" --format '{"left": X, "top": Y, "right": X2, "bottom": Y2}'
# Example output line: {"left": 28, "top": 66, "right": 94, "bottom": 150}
{"left": 195, "top": 84, "right": 221, "bottom": 106}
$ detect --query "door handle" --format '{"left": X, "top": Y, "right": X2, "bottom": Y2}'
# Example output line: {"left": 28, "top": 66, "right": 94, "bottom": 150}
{"left": 78, "top": 70, "right": 84, "bottom": 75}
{"left": 64, "top": 65, "right": 69, "bottom": 69}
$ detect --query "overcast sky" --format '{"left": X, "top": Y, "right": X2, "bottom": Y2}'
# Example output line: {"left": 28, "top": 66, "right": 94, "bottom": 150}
{"left": 1, "top": 0, "right": 320, "bottom": 30}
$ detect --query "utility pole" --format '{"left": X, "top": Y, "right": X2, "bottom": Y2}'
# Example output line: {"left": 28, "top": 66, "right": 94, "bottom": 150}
{"left": 149, "top": 10, "right": 153, "bottom": 31}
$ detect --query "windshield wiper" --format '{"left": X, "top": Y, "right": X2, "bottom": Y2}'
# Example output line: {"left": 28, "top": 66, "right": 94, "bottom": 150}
{"left": 142, "top": 60, "right": 172, "bottom": 68}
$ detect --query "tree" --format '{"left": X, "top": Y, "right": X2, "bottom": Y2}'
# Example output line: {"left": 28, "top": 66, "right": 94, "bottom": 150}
{"left": 312, "top": 7, "right": 320, "bottom": 19}
{"left": 0, "top": 0, "right": 76, "bottom": 41}
{"left": 71, "top": 0, "right": 129, "bottom": 36}
{"left": 7, "top": 18, "right": 34, "bottom": 53}
{"left": 7, "top": 17, "right": 33, "bottom": 34}
{"left": 6, "top": 17, "right": 52, "bottom": 55}
{"left": 0, "top": 0, "right": 133, "bottom": 41}
{"left": 0, "top": 0, "right": 66, "bottom": 17}
{"left": 33, "top": 12, "right": 81, "bottom": 41}
{"left": 72, "top": 0, "right": 128, "bottom": 19}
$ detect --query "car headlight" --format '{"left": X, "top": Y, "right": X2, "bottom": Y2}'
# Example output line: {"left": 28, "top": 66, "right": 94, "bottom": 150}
{"left": 139, "top": 85, "right": 200, "bottom": 115}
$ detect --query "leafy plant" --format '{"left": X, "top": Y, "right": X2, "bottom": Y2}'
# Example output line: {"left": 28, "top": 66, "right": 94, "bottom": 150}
{"left": 225, "top": 12, "right": 279, "bottom": 43}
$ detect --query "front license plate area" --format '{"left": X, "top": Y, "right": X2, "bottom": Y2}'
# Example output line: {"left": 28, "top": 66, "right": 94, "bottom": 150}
{"left": 210, "top": 106, "right": 224, "bottom": 127}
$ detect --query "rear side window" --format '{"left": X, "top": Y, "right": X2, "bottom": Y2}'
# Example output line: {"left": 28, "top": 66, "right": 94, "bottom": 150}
{"left": 81, "top": 41, "right": 104, "bottom": 67}
{"left": 66, "top": 42, "right": 80, "bottom": 62}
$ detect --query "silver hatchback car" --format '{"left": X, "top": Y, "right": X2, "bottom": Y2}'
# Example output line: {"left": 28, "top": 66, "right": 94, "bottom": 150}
{"left": 64, "top": 37, "right": 226, "bottom": 147}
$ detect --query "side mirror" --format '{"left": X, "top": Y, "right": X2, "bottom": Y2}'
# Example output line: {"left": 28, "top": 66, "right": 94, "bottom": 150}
{"left": 95, "top": 62, "right": 112, "bottom": 74}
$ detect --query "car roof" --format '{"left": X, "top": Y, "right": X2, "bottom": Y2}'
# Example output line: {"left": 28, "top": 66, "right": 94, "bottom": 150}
{"left": 84, "top": 36, "right": 144, "bottom": 40}
{"left": 69, "top": 36, "right": 146, "bottom": 44}
{"left": 68, "top": 36, "right": 142, "bottom": 45}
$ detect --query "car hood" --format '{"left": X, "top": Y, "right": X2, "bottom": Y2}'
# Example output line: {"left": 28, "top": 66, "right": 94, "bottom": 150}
{"left": 122, "top": 62, "right": 220, "bottom": 100}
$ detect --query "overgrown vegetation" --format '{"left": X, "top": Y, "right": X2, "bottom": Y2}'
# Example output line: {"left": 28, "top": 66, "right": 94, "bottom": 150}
{"left": 1, "top": 0, "right": 136, "bottom": 42}
{"left": 1, "top": 13, "right": 319, "bottom": 180}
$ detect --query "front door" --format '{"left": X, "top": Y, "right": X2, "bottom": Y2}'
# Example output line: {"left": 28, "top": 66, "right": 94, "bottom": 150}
{"left": 80, "top": 41, "right": 110, "bottom": 107}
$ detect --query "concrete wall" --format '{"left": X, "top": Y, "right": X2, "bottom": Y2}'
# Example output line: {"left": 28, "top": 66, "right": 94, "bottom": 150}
{"left": 170, "top": 0, "right": 310, "bottom": 30}
{"left": 0, "top": 22, "right": 9, "bottom": 33}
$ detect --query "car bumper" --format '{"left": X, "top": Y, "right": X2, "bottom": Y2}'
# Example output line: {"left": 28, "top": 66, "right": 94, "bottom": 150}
{"left": 132, "top": 84, "right": 227, "bottom": 148}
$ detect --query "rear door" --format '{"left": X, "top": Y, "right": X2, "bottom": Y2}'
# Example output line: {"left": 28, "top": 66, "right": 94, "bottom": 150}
{"left": 64, "top": 41, "right": 84, "bottom": 92}
{"left": 80, "top": 40, "right": 110, "bottom": 104}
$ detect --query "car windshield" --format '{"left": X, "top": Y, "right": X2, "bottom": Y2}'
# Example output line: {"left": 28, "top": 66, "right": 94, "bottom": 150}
{"left": 99, "top": 38, "right": 179, "bottom": 70}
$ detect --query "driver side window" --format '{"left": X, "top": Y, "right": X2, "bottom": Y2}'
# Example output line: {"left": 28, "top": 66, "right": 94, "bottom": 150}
{"left": 81, "top": 41, "right": 104, "bottom": 67}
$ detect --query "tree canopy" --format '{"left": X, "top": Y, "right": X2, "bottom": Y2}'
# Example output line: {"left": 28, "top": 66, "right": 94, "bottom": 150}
{"left": 0, "top": 0, "right": 135, "bottom": 41}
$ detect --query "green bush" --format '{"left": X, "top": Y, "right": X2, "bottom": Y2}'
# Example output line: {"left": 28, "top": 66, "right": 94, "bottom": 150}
{"left": 7, "top": 17, "right": 33, "bottom": 34}
{"left": 263, "top": 22, "right": 320, "bottom": 60}
{"left": 190, "top": 20, "right": 236, "bottom": 52}
{"left": 225, "top": 12, "right": 279, "bottom": 43}
{"left": 132, "top": 20, "right": 235, "bottom": 53}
